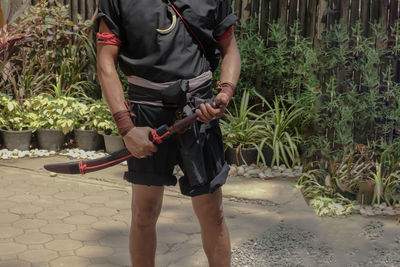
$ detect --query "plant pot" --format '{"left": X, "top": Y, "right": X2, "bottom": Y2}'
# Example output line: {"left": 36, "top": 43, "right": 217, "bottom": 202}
{"left": 37, "top": 129, "right": 65, "bottom": 151}
{"left": 74, "top": 129, "right": 104, "bottom": 151}
{"left": 225, "top": 146, "right": 258, "bottom": 166}
{"left": 357, "top": 180, "right": 375, "bottom": 205}
{"left": 103, "top": 134, "right": 125, "bottom": 153}
{"left": 1, "top": 129, "right": 32, "bottom": 151}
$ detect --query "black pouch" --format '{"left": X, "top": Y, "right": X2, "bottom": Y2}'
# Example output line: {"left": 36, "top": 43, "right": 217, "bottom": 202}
{"left": 161, "top": 80, "right": 189, "bottom": 107}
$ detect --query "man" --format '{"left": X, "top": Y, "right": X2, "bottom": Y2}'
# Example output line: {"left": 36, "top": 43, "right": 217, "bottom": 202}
{"left": 96, "top": 1, "right": 241, "bottom": 266}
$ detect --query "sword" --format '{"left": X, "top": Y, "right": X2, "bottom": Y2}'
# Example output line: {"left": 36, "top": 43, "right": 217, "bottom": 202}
{"left": 44, "top": 104, "right": 218, "bottom": 174}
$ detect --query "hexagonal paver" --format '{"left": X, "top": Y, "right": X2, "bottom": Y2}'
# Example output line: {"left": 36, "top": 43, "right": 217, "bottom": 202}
{"left": 40, "top": 223, "right": 76, "bottom": 234}
{"left": 0, "top": 243, "right": 27, "bottom": 256}
{"left": 45, "top": 239, "right": 83, "bottom": 251}
{"left": 79, "top": 195, "right": 107, "bottom": 204}
{"left": 63, "top": 215, "right": 98, "bottom": 225}
{"left": 0, "top": 189, "right": 15, "bottom": 198}
{"left": 10, "top": 204, "right": 43, "bottom": 215}
{"left": 13, "top": 219, "right": 47, "bottom": 230}
{"left": 18, "top": 249, "right": 58, "bottom": 263}
{"left": 0, "top": 200, "right": 17, "bottom": 211}
{"left": 75, "top": 245, "right": 114, "bottom": 258}
{"left": 0, "top": 212, "right": 20, "bottom": 223}
{"left": 54, "top": 191, "right": 84, "bottom": 200}
{"left": 85, "top": 207, "right": 118, "bottom": 217}
{"left": 8, "top": 194, "right": 39, "bottom": 203}
{"left": 15, "top": 232, "right": 52, "bottom": 245}
{"left": 69, "top": 229, "right": 105, "bottom": 241}
{"left": 50, "top": 256, "right": 90, "bottom": 267}
{"left": 58, "top": 202, "right": 90, "bottom": 212}
{"left": 99, "top": 234, "right": 129, "bottom": 248}
{"left": 0, "top": 226, "right": 23, "bottom": 238}
{"left": 107, "top": 253, "right": 131, "bottom": 267}
{"left": 32, "top": 198, "right": 64, "bottom": 208}
{"left": 97, "top": 189, "right": 129, "bottom": 199}
{"left": 91, "top": 221, "right": 128, "bottom": 232}
{"left": 36, "top": 210, "right": 70, "bottom": 220}
{"left": 0, "top": 260, "right": 30, "bottom": 267}
{"left": 105, "top": 200, "right": 131, "bottom": 209}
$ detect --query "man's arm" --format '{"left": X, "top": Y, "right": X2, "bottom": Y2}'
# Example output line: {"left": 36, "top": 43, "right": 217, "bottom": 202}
{"left": 97, "top": 19, "right": 157, "bottom": 158}
{"left": 196, "top": 34, "right": 241, "bottom": 122}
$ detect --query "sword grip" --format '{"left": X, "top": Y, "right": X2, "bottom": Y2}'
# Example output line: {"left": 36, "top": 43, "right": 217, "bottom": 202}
{"left": 149, "top": 124, "right": 170, "bottom": 144}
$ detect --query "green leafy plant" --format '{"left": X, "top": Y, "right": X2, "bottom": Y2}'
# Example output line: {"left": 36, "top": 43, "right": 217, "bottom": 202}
{"left": 75, "top": 99, "right": 115, "bottom": 132}
{"left": 310, "top": 196, "right": 354, "bottom": 217}
{"left": 256, "top": 94, "right": 303, "bottom": 167}
{"left": 26, "top": 94, "right": 85, "bottom": 134}
{"left": 220, "top": 89, "right": 264, "bottom": 150}
{"left": 0, "top": 93, "right": 34, "bottom": 131}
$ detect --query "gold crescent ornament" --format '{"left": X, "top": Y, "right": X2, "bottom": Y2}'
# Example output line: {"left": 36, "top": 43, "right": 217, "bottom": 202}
{"left": 157, "top": 6, "right": 177, "bottom": 34}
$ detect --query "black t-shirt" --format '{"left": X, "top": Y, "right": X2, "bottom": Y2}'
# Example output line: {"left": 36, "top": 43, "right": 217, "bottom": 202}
{"left": 97, "top": 0, "right": 237, "bottom": 83}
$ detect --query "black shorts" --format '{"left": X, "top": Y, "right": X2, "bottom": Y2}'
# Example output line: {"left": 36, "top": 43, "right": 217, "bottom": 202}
{"left": 123, "top": 103, "right": 230, "bottom": 197}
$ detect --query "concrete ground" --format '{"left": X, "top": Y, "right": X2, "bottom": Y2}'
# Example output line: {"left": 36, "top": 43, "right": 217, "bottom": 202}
{"left": 0, "top": 156, "right": 398, "bottom": 267}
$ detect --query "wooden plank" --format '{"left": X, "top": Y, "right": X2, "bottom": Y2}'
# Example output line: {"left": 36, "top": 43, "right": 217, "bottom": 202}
{"left": 278, "top": 0, "right": 288, "bottom": 25}
{"left": 299, "top": 0, "right": 307, "bottom": 35}
{"left": 371, "top": 0, "right": 380, "bottom": 23}
{"left": 251, "top": 0, "right": 260, "bottom": 17}
{"left": 260, "top": 0, "right": 269, "bottom": 39}
{"left": 316, "top": 0, "right": 329, "bottom": 44}
{"left": 87, "top": 0, "right": 96, "bottom": 21}
{"left": 241, "top": 0, "right": 251, "bottom": 22}
{"left": 350, "top": 0, "right": 360, "bottom": 29}
{"left": 288, "top": 0, "right": 297, "bottom": 27}
{"left": 80, "top": 0, "right": 86, "bottom": 20}
{"left": 308, "top": 0, "right": 317, "bottom": 42}
{"left": 72, "top": 0, "right": 78, "bottom": 23}
{"left": 380, "top": 0, "right": 389, "bottom": 30}
{"left": 234, "top": 0, "right": 242, "bottom": 20}
{"left": 361, "top": 0, "right": 370, "bottom": 36}
{"left": 270, "top": 0, "right": 279, "bottom": 22}
{"left": 389, "top": 0, "right": 398, "bottom": 27}
{"left": 340, "top": 0, "right": 350, "bottom": 27}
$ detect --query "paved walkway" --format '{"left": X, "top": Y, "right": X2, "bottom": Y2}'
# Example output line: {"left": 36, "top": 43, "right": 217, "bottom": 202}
{"left": 0, "top": 156, "right": 398, "bottom": 267}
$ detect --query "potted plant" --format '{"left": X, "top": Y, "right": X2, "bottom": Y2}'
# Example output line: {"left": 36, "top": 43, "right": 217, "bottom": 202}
{"left": 27, "top": 94, "right": 81, "bottom": 151}
{"left": 95, "top": 101, "right": 125, "bottom": 153}
{"left": 256, "top": 94, "right": 303, "bottom": 167}
{"left": 0, "top": 94, "right": 34, "bottom": 150}
{"left": 220, "top": 89, "right": 265, "bottom": 165}
{"left": 74, "top": 100, "right": 104, "bottom": 151}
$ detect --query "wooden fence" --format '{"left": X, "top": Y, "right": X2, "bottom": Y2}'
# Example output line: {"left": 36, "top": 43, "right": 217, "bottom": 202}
{"left": 20, "top": 0, "right": 400, "bottom": 43}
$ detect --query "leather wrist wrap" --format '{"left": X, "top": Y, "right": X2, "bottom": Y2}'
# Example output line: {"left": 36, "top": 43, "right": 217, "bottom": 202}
{"left": 112, "top": 107, "right": 135, "bottom": 137}
{"left": 217, "top": 81, "right": 236, "bottom": 100}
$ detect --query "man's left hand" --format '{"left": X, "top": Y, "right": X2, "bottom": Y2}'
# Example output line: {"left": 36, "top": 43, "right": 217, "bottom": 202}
{"left": 196, "top": 92, "right": 231, "bottom": 122}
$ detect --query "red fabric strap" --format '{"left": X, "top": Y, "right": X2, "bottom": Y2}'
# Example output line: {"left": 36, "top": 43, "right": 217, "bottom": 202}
{"left": 168, "top": 1, "right": 206, "bottom": 55}
{"left": 97, "top": 32, "right": 121, "bottom": 46}
{"left": 217, "top": 27, "right": 233, "bottom": 41}
{"left": 113, "top": 109, "right": 135, "bottom": 137}
{"left": 217, "top": 81, "right": 236, "bottom": 100}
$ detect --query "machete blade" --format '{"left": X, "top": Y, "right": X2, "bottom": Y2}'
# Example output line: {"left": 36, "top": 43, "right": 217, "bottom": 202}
{"left": 44, "top": 162, "right": 80, "bottom": 174}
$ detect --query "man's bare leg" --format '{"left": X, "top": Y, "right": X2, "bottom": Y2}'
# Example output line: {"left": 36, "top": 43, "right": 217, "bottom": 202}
{"left": 130, "top": 184, "right": 164, "bottom": 267}
{"left": 192, "top": 188, "right": 231, "bottom": 267}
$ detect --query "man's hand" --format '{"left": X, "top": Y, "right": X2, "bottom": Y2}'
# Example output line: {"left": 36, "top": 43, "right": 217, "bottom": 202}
{"left": 196, "top": 92, "right": 231, "bottom": 122}
{"left": 123, "top": 127, "right": 158, "bottom": 158}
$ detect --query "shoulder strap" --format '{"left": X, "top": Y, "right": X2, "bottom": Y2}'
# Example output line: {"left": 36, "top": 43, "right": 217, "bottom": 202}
{"left": 168, "top": 1, "right": 206, "bottom": 55}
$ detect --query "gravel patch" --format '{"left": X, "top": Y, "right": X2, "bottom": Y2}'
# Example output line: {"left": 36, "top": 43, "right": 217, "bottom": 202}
{"left": 232, "top": 222, "right": 336, "bottom": 267}
{"left": 360, "top": 220, "right": 384, "bottom": 240}
{"left": 228, "top": 196, "right": 278, "bottom": 207}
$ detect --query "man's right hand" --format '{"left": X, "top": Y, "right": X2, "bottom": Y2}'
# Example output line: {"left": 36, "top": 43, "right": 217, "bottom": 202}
{"left": 123, "top": 127, "right": 158, "bottom": 159}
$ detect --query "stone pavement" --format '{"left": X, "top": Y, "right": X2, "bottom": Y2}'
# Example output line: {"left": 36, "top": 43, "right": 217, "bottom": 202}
{"left": 0, "top": 156, "right": 399, "bottom": 267}
{"left": 0, "top": 156, "right": 287, "bottom": 267}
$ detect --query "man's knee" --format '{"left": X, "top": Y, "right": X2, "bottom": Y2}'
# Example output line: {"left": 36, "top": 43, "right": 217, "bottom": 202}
{"left": 132, "top": 204, "right": 161, "bottom": 227}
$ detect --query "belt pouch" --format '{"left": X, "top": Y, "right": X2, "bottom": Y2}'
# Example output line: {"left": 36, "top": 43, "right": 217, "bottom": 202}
{"left": 161, "top": 80, "right": 189, "bottom": 107}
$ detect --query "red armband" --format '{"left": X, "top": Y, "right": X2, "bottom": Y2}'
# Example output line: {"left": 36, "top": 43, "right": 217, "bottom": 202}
{"left": 97, "top": 32, "right": 121, "bottom": 46}
{"left": 216, "top": 26, "right": 233, "bottom": 41}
